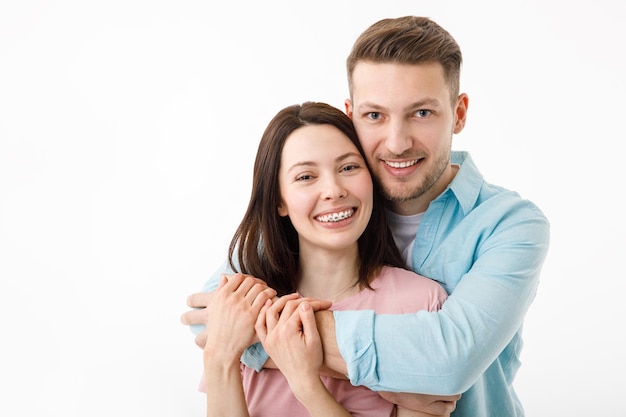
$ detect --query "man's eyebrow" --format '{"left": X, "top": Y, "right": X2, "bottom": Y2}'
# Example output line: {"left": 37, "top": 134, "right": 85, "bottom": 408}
{"left": 286, "top": 151, "right": 363, "bottom": 174}
{"left": 357, "top": 98, "right": 442, "bottom": 112}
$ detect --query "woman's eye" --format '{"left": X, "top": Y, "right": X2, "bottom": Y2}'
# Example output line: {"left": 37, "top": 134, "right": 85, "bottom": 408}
{"left": 341, "top": 164, "right": 360, "bottom": 173}
{"left": 296, "top": 174, "right": 313, "bottom": 181}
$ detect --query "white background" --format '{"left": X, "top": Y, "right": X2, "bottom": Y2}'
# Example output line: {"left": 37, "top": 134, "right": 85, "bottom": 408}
{"left": 1, "top": 1, "right": 624, "bottom": 416}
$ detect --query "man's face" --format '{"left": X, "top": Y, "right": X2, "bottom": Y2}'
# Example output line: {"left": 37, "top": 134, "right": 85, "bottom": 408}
{"left": 346, "top": 62, "right": 467, "bottom": 215}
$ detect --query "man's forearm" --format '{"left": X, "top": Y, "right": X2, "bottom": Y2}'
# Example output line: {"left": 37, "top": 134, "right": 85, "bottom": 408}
{"left": 315, "top": 310, "right": 348, "bottom": 377}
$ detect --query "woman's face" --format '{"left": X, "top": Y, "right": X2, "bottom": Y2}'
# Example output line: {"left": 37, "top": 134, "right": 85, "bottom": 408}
{"left": 277, "top": 124, "right": 373, "bottom": 254}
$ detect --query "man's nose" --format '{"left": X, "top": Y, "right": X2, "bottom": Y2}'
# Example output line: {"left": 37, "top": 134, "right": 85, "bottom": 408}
{"left": 385, "top": 120, "right": 412, "bottom": 155}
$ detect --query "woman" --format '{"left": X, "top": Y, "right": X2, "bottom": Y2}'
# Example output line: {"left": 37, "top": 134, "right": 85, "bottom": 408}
{"left": 201, "top": 102, "right": 453, "bottom": 417}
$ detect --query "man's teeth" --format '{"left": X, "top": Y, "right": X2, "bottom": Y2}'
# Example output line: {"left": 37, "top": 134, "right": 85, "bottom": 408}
{"left": 316, "top": 209, "right": 354, "bottom": 223}
{"left": 385, "top": 160, "right": 418, "bottom": 168}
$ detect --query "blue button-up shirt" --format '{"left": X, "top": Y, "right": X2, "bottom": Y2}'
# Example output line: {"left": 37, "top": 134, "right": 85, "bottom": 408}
{"left": 334, "top": 151, "right": 550, "bottom": 416}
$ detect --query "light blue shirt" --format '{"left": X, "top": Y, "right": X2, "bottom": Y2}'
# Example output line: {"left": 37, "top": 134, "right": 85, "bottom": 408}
{"left": 335, "top": 151, "right": 550, "bottom": 416}
{"left": 194, "top": 151, "right": 550, "bottom": 417}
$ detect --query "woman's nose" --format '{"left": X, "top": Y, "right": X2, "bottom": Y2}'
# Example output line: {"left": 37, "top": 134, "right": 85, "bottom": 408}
{"left": 321, "top": 176, "right": 347, "bottom": 200}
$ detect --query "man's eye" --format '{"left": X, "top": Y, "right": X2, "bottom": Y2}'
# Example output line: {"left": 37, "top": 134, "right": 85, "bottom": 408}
{"left": 416, "top": 109, "right": 431, "bottom": 118}
{"left": 366, "top": 112, "right": 381, "bottom": 120}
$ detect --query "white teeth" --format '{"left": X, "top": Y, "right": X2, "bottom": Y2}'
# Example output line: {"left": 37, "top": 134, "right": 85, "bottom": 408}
{"left": 316, "top": 209, "right": 354, "bottom": 223}
{"left": 385, "top": 160, "right": 418, "bottom": 168}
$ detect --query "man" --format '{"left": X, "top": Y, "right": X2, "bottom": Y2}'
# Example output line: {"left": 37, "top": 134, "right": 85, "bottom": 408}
{"left": 182, "top": 16, "right": 549, "bottom": 416}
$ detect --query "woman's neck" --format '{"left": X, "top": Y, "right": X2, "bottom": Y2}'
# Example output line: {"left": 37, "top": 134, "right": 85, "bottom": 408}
{"left": 296, "top": 245, "right": 361, "bottom": 304}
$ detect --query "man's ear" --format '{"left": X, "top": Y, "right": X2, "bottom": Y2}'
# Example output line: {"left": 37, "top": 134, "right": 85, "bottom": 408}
{"left": 344, "top": 98, "right": 353, "bottom": 119}
{"left": 453, "top": 93, "right": 469, "bottom": 134}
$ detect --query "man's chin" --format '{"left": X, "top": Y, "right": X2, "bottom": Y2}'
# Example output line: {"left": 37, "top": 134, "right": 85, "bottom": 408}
{"left": 382, "top": 188, "right": 421, "bottom": 204}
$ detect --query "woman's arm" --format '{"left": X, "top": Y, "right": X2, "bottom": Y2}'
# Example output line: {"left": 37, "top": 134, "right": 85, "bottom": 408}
{"left": 203, "top": 359, "right": 248, "bottom": 417}
{"left": 203, "top": 274, "right": 273, "bottom": 417}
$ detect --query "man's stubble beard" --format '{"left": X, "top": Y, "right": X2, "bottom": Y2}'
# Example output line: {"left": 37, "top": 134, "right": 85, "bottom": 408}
{"left": 378, "top": 150, "right": 450, "bottom": 204}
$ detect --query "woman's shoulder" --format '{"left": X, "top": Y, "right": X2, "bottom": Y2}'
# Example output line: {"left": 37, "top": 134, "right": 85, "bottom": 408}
{"left": 365, "top": 266, "right": 448, "bottom": 313}
{"left": 377, "top": 265, "right": 444, "bottom": 289}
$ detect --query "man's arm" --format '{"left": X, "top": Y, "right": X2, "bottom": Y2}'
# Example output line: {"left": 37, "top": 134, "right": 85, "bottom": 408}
{"left": 315, "top": 212, "right": 550, "bottom": 395}
{"left": 315, "top": 310, "right": 347, "bottom": 376}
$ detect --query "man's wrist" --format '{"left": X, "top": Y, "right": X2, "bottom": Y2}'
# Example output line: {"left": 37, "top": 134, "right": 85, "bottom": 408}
{"left": 315, "top": 310, "right": 348, "bottom": 376}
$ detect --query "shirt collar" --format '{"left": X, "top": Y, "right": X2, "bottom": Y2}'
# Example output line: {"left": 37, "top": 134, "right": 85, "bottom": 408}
{"left": 443, "top": 151, "right": 483, "bottom": 215}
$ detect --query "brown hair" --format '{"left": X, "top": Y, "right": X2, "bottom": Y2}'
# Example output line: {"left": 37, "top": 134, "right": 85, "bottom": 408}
{"left": 347, "top": 16, "right": 463, "bottom": 104}
{"left": 228, "top": 102, "right": 405, "bottom": 296}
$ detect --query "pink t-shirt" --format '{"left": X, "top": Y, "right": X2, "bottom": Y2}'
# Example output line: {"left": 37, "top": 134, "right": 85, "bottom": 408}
{"left": 200, "top": 266, "right": 448, "bottom": 417}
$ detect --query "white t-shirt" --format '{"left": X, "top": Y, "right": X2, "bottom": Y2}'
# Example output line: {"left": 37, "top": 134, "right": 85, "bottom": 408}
{"left": 385, "top": 209, "right": 423, "bottom": 268}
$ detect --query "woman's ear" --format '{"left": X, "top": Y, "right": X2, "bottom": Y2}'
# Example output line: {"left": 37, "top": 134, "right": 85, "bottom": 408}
{"left": 277, "top": 202, "right": 288, "bottom": 217}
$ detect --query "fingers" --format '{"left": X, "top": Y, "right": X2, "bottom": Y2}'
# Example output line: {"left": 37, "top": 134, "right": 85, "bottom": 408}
{"left": 180, "top": 304, "right": 209, "bottom": 325}
{"left": 378, "top": 392, "right": 461, "bottom": 415}
{"left": 265, "top": 293, "right": 300, "bottom": 330}
{"left": 222, "top": 274, "right": 277, "bottom": 306}
{"left": 251, "top": 287, "right": 276, "bottom": 311}
{"left": 255, "top": 299, "right": 272, "bottom": 343}
{"left": 194, "top": 329, "right": 208, "bottom": 349}
{"left": 299, "top": 297, "right": 332, "bottom": 312}
{"left": 298, "top": 302, "right": 320, "bottom": 345}
{"left": 186, "top": 292, "right": 211, "bottom": 309}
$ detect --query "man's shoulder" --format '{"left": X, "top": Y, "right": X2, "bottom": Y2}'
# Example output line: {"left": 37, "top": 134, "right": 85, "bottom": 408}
{"left": 478, "top": 182, "right": 548, "bottom": 223}
{"left": 451, "top": 151, "right": 547, "bottom": 223}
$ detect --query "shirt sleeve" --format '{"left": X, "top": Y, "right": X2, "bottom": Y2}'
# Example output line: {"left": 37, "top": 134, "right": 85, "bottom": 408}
{"left": 335, "top": 210, "right": 550, "bottom": 395}
{"left": 189, "top": 259, "right": 269, "bottom": 371}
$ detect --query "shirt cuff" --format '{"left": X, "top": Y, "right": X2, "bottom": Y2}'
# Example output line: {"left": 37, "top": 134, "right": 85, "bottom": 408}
{"left": 334, "top": 309, "right": 379, "bottom": 388}
{"left": 240, "top": 342, "right": 269, "bottom": 372}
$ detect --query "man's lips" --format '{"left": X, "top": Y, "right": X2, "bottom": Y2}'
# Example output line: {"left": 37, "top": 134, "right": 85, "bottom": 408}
{"left": 383, "top": 159, "right": 419, "bottom": 169}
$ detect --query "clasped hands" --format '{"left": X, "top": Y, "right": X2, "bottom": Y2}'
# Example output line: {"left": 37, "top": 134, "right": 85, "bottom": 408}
{"left": 181, "top": 273, "right": 331, "bottom": 354}
{"left": 181, "top": 273, "right": 460, "bottom": 417}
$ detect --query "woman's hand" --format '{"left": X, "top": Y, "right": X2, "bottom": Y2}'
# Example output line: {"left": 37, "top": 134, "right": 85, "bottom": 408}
{"left": 256, "top": 296, "right": 354, "bottom": 417}
{"left": 256, "top": 295, "right": 324, "bottom": 390}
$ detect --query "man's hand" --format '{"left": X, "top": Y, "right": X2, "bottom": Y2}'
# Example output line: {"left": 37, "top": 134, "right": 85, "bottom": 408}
{"left": 379, "top": 392, "right": 461, "bottom": 417}
{"left": 180, "top": 274, "right": 277, "bottom": 348}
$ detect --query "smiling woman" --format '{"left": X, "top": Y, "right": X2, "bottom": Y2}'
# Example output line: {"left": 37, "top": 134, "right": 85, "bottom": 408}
{"left": 277, "top": 123, "right": 373, "bottom": 255}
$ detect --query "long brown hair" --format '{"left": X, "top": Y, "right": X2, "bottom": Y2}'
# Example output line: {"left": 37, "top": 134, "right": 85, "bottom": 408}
{"left": 228, "top": 102, "right": 405, "bottom": 296}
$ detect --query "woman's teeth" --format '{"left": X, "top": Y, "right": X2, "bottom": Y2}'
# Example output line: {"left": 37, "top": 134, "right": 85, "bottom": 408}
{"left": 316, "top": 209, "right": 354, "bottom": 223}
